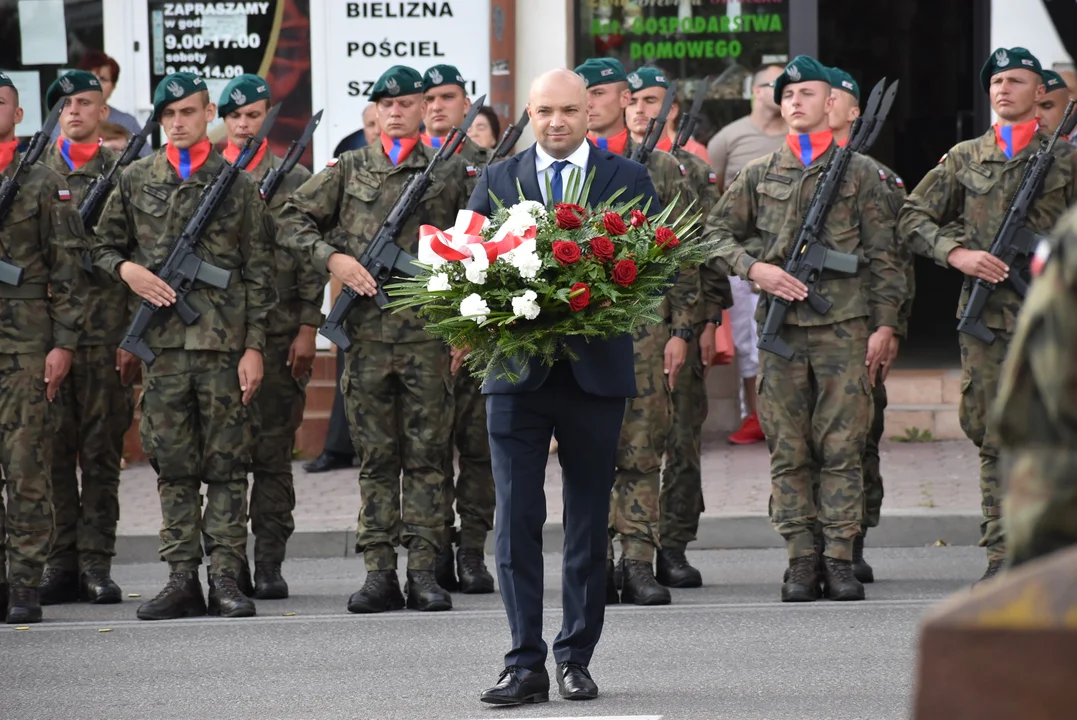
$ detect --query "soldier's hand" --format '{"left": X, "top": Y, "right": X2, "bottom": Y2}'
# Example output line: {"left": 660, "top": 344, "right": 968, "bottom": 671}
{"left": 450, "top": 346, "right": 470, "bottom": 375}
{"left": 327, "top": 253, "right": 378, "bottom": 296}
{"left": 866, "top": 326, "right": 895, "bottom": 386}
{"left": 699, "top": 322, "right": 716, "bottom": 376}
{"left": 115, "top": 348, "right": 141, "bottom": 386}
{"left": 238, "top": 349, "right": 264, "bottom": 405}
{"left": 43, "top": 348, "right": 73, "bottom": 402}
{"left": 118, "top": 261, "right": 177, "bottom": 307}
{"left": 664, "top": 336, "right": 688, "bottom": 391}
{"left": 288, "top": 326, "right": 317, "bottom": 380}
{"left": 946, "top": 248, "right": 1009, "bottom": 284}
{"left": 883, "top": 335, "right": 900, "bottom": 382}
{"left": 747, "top": 262, "right": 809, "bottom": 302}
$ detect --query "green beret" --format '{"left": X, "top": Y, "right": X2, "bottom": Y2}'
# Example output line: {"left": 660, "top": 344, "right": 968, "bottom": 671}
{"left": 217, "top": 74, "right": 271, "bottom": 118}
{"left": 980, "top": 47, "right": 1043, "bottom": 93}
{"left": 152, "top": 71, "right": 207, "bottom": 120}
{"left": 773, "top": 55, "right": 831, "bottom": 103}
{"left": 1042, "top": 69, "right": 1068, "bottom": 94}
{"left": 575, "top": 58, "right": 627, "bottom": 88}
{"left": 827, "top": 67, "right": 859, "bottom": 102}
{"left": 0, "top": 71, "right": 13, "bottom": 91}
{"left": 422, "top": 64, "right": 466, "bottom": 93}
{"left": 627, "top": 67, "right": 670, "bottom": 93}
{"left": 370, "top": 65, "right": 424, "bottom": 102}
{"left": 46, "top": 70, "right": 103, "bottom": 109}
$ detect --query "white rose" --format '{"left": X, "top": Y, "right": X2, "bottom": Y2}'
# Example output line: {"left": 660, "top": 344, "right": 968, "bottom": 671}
{"left": 511, "top": 290, "right": 541, "bottom": 320}
{"left": 427, "top": 272, "right": 451, "bottom": 292}
{"left": 459, "top": 293, "right": 490, "bottom": 324}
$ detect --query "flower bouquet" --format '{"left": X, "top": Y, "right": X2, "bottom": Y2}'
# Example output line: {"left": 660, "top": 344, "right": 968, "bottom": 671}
{"left": 386, "top": 167, "right": 715, "bottom": 381}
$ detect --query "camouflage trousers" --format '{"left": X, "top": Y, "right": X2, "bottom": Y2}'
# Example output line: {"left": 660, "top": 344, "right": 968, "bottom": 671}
{"left": 442, "top": 369, "right": 494, "bottom": 550}
{"left": 759, "top": 319, "right": 870, "bottom": 562}
{"left": 609, "top": 322, "right": 672, "bottom": 563}
{"left": 1004, "top": 448, "right": 1077, "bottom": 568}
{"left": 959, "top": 331, "right": 1010, "bottom": 560}
{"left": 49, "top": 345, "right": 135, "bottom": 573}
{"left": 862, "top": 373, "right": 887, "bottom": 530}
{"left": 660, "top": 322, "right": 708, "bottom": 551}
{"left": 249, "top": 334, "right": 309, "bottom": 564}
{"left": 342, "top": 340, "right": 453, "bottom": 572}
{"left": 0, "top": 353, "right": 57, "bottom": 587}
{"left": 139, "top": 350, "right": 253, "bottom": 577}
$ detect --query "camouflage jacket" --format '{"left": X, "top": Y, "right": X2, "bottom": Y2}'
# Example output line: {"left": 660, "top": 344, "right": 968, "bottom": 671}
{"left": 0, "top": 154, "right": 87, "bottom": 354}
{"left": 705, "top": 141, "right": 904, "bottom": 329}
{"left": 275, "top": 141, "right": 473, "bottom": 344}
{"left": 624, "top": 136, "right": 700, "bottom": 331}
{"left": 871, "top": 158, "right": 915, "bottom": 338}
{"left": 673, "top": 146, "right": 732, "bottom": 323}
{"left": 41, "top": 141, "right": 131, "bottom": 347}
{"left": 90, "top": 148, "right": 276, "bottom": 353}
{"left": 457, "top": 135, "right": 490, "bottom": 168}
{"left": 898, "top": 127, "right": 1077, "bottom": 332}
{"left": 245, "top": 149, "right": 325, "bottom": 337}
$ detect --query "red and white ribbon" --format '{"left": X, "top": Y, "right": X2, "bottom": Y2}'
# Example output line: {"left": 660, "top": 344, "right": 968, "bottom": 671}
{"left": 419, "top": 210, "right": 536, "bottom": 267}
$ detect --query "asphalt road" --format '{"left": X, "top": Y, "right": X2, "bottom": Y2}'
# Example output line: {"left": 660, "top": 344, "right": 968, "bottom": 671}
{"left": 0, "top": 547, "right": 985, "bottom": 720}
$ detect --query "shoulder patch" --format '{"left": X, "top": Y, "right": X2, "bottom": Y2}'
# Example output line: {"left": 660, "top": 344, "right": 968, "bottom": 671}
{"left": 938, "top": 153, "right": 948, "bottom": 164}
{"left": 707, "top": 171, "right": 718, "bottom": 184}
{"left": 1030, "top": 237, "right": 1052, "bottom": 277}
{"left": 57, "top": 189, "right": 71, "bottom": 201}
{"left": 895, "top": 175, "right": 904, "bottom": 188}
{"left": 878, "top": 168, "right": 887, "bottom": 182}
{"left": 678, "top": 163, "right": 687, "bottom": 176}
{"left": 466, "top": 165, "right": 477, "bottom": 178}
{"left": 326, "top": 157, "right": 339, "bottom": 167}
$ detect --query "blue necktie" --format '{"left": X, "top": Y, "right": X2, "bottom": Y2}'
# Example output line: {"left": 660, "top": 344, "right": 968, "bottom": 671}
{"left": 550, "top": 160, "right": 569, "bottom": 203}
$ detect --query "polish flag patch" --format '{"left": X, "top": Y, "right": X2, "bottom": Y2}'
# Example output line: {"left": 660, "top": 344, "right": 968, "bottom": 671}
{"left": 895, "top": 176, "right": 904, "bottom": 188}
{"left": 938, "top": 153, "right": 948, "bottom": 164}
{"left": 466, "top": 165, "right": 477, "bottom": 178}
{"left": 57, "top": 189, "right": 71, "bottom": 201}
{"left": 326, "top": 157, "right": 338, "bottom": 167}
{"left": 678, "top": 164, "right": 687, "bottom": 176}
{"left": 878, "top": 168, "right": 887, "bottom": 181}
{"left": 707, "top": 172, "right": 718, "bottom": 184}
{"left": 1030, "top": 238, "right": 1052, "bottom": 277}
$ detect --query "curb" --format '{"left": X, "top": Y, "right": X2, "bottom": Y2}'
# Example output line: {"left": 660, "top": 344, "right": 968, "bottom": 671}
{"left": 114, "top": 511, "right": 982, "bottom": 564}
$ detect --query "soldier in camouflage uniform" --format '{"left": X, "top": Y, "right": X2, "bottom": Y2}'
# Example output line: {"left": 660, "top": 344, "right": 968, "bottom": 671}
{"left": 91, "top": 72, "right": 276, "bottom": 620}
{"left": 897, "top": 47, "right": 1077, "bottom": 582}
{"left": 993, "top": 207, "right": 1077, "bottom": 568}
{"left": 0, "top": 71, "right": 88, "bottom": 624}
{"left": 705, "top": 56, "right": 905, "bottom": 603}
{"left": 277, "top": 65, "right": 474, "bottom": 614}
{"left": 420, "top": 64, "right": 496, "bottom": 595}
{"left": 1034, "top": 69, "right": 1073, "bottom": 138}
{"left": 218, "top": 74, "right": 324, "bottom": 600}
{"left": 575, "top": 58, "right": 699, "bottom": 606}
{"left": 34, "top": 71, "right": 134, "bottom": 607}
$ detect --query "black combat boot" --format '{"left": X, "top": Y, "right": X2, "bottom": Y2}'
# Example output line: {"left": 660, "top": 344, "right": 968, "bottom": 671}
{"left": 208, "top": 574, "right": 257, "bottom": 618}
{"left": 136, "top": 571, "right": 207, "bottom": 620}
{"left": 605, "top": 559, "right": 619, "bottom": 605}
{"left": 852, "top": 534, "right": 874, "bottom": 583}
{"left": 784, "top": 535, "right": 826, "bottom": 582}
{"left": 976, "top": 558, "right": 1004, "bottom": 585}
{"left": 347, "top": 570, "right": 405, "bottom": 614}
{"left": 405, "top": 570, "right": 452, "bottom": 611}
{"left": 456, "top": 548, "right": 495, "bottom": 594}
{"left": 0, "top": 582, "right": 7, "bottom": 612}
{"left": 38, "top": 567, "right": 80, "bottom": 605}
{"left": 781, "top": 555, "right": 822, "bottom": 602}
{"left": 6, "top": 586, "right": 43, "bottom": 624}
{"left": 656, "top": 548, "right": 703, "bottom": 588}
{"left": 80, "top": 568, "right": 123, "bottom": 604}
{"left": 822, "top": 556, "right": 865, "bottom": 601}
{"left": 237, "top": 561, "right": 255, "bottom": 598}
{"left": 620, "top": 559, "right": 671, "bottom": 606}
{"left": 253, "top": 562, "right": 289, "bottom": 600}
{"left": 434, "top": 544, "right": 459, "bottom": 592}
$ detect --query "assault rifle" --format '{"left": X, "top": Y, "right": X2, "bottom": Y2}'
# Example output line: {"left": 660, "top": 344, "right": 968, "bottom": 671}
{"left": 119, "top": 103, "right": 281, "bottom": 365}
{"left": 957, "top": 99, "right": 1077, "bottom": 344}
{"left": 0, "top": 99, "right": 64, "bottom": 286}
{"left": 757, "top": 78, "right": 900, "bottom": 360}
{"left": 630, "top": 79, "right": 679, "bottom": 166}
{"left": 260, "top": 109, "right": 322, "bottom": 203}
{"left": 487, "top": 108, "right": 529, "bottom": 165}
{"left": 673, "top": 76, "right": 710, "bottom": 151}
{"left": 319, "top": 95, "right": 486, "bottom": 350}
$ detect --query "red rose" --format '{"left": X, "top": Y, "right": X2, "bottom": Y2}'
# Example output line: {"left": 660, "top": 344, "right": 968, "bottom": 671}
{"left": 612, "top": 259, "right": 638, "bottom": 286}
{"left": 589, "top": 235, "right": 615, "bottom": 263}
{"left": 569, "top": 282, "right": 591, "bottom": 311}
{"left": 552, "top": 240, "right": 582, "bottom": 265}
{"left": 602, "top": 211, "right": 628, "bottom": 236}
{"left": 655, "top": 226, "right": 680, "bottom": 250}
{"left": 555, "top": 205, "right": 583, "bottom": 230}
{"left": 630, "top": 209, "right": 649, "bottom": 228}
{"left": 557, "top": 202, "right": 587, "bottom": 216}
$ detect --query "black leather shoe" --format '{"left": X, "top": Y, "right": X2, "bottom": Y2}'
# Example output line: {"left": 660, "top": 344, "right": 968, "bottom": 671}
{"left": 301, "top": 451, "right": 354, "bottom": 473}
{"left": 405, "top": 570, "right": 452, "bottom": 611}
{"left": 976, "top": 558, "right": 1004, "bottom": 585}
{"left": 434, "top": 544, "right": 458, "bottom": 591}
{"left": 347, "top": 570, "right": 405, "bottom": 614}
{"left": 620, "top": 559, "right": 671, "bottom": 606}
{"left": 782, "top": 555, "right": 822, "bottom": 602}
{"left": 208, "top": 574, "right": 257, "bottom": 617}
{"left": 38, "top": 567, "right": 80, "bottom": 605}
{"left": 456, "top": 548, "right": 494, "bottom": 594}
{"left": 852, "top": 534, "right": 875, "bottom": 584}
{"left": 80, "top": 569, "right": 122, "bottom": 604}
{"left": 556, "top": 662, "right": 598, "bottom": 700}
{"left": 6, "top": 586, "right": 42, "bottom": 624}
{"left": 480, "top": 666, "right": 550, "bottom": 705}
{"left": 137, "top": 571, "right": 208, "bottom": 621}
{"left": 254, "top": 562, "right": 289, "bottom": 599}
{"left": 656, "top": 548, "right": 703, "bottom": 588}
{"left": 822, "top": 556, "right": 865, "bottom": 601}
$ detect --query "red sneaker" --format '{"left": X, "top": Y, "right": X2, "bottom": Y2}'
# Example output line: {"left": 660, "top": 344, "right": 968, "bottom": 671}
{"left": 729, "top": 413, "right": 765, "bottom": 444}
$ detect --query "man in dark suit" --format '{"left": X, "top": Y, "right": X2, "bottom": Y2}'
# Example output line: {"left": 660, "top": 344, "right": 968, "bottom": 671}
{"left": 468, "top": 68, "right": 661, "bottom": 706}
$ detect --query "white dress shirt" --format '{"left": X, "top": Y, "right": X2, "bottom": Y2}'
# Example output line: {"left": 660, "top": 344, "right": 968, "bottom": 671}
{"left": 534, "top": 140, "right": 591, "bottom": 205}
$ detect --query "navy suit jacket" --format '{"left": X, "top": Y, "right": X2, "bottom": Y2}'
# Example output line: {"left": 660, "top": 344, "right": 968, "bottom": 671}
{"left": 466, "top": 141, "right": 661, "bottom": 398}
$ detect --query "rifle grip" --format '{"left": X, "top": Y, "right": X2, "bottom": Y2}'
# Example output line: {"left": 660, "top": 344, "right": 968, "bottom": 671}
{"left": 318, "top": 321, "right": 351, "bottom": 350}
{"left": 1008, "top": 273, "right": 1030, "bottom": 298}
{"left": 175, "top": 296, "right": 201, "bottom": 325}
{"left": 956, "top": 316, "right": 996, "bottom": 345}
{"left": 758, "top": 334, "right": 795, "bottom": 361}
{"left": 806, "top": 290, "right": 832, "bottom": 315}
{"left": 119, "top": 335, "right": 157, "bottom": 365}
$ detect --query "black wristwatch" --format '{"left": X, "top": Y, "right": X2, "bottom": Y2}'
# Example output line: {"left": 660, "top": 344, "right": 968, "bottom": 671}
{"left": 671, "top": 328, "right": 693, "bottom": 342}
{"left": 706, "top": 316, "right": 723, "bottom": 326}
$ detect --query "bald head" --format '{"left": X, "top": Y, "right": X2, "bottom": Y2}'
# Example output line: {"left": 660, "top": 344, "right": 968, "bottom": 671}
{"left": 527, "top": 68, "right": 589, "bottom": 159}
{"left": 529, "top": 68, "right": 587, "bottom": 107}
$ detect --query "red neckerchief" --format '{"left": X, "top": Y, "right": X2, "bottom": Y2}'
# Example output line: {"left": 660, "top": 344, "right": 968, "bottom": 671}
{"left": 222, "top": 138, "right": 269, "bottom": 170}
{"left": 785, "top": 129, "right": 833, "bottom": 166}
{"left": 166, "top": 138, "right": 212, "bottom": 180}
{"left": 588, "top": 128, "right": 628, "bottom": 156}
{"left": 993, "top": 119, "right": 1038, "bottom": 159}
{"left": 57, "top": 137, "right": 101, "bottom": 171}
{"left": 0, "top": 140, "right": 17, "bottom": 173}
{"left": 655, "top": 135, "right": 674, "bottom": 153}
{"left": 381, "top": 133, "right": 420, "bottom": 166}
